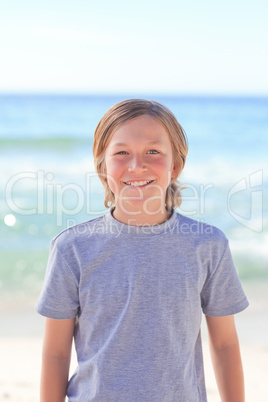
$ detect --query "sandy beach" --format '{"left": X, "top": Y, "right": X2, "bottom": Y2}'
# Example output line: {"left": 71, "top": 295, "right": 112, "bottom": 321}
{"left": 0, "top": 280, "right": 267, "bottom": 401}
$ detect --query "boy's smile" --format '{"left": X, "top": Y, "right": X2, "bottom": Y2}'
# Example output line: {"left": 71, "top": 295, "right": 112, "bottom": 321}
{"left": 124, "top": 180, "right": 154, "bottom": 187}
{"left": 104, "top": 115, "right": 178, "bottom": 225}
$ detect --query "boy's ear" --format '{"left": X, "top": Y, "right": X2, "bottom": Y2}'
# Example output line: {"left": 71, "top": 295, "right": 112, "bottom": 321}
{"left": 171, "top": 160, "right": 180, "bottom": 179}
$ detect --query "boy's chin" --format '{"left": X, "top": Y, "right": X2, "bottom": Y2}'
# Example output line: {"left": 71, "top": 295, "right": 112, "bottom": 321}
{"left": 114, "top": 198, "right": 166, "bottom": 216}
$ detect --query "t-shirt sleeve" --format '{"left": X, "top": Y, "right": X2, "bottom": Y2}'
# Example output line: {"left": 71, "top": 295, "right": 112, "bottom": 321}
{"left": 201, "top": 240, "right": 249, "bottom": 317}
{"left": 35, "top": 238, "right": 80, "bottom": 319}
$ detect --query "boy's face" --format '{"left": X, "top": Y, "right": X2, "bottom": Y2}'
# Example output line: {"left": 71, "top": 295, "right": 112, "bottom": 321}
{"left": 104, "top": 115, "right": 178, "bottom": 217}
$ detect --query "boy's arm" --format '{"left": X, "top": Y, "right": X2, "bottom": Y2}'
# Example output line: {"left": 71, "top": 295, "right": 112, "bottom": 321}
{"left": 205, "top": 314, "right": 245, "bottom": 402}
{"left": 41, "top": 317, "right": 75, "bottom": 402}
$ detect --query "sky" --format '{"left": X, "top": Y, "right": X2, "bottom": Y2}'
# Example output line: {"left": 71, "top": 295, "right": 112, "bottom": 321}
{"left": 0, "top": 0, "right": 267, "bottom": 95}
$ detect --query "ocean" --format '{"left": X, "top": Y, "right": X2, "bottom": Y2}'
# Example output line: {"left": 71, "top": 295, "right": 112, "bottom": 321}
{"left": 0, "top": 94, "right": 267, "bottom": 304}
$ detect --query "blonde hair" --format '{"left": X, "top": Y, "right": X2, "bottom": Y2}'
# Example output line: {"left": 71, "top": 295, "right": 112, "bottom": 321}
{"left": 93, "top": 99, "right": 188, "bottom": 210}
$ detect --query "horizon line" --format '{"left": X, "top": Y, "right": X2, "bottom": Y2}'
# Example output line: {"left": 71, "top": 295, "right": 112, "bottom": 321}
{"left": 0, "top": 91, "right": 268, "bottom": 99}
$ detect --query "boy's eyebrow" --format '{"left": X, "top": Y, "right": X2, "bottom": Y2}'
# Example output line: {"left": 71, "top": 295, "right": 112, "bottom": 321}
{"left": 111, "top": 140, "right": 163, "bottom": 147}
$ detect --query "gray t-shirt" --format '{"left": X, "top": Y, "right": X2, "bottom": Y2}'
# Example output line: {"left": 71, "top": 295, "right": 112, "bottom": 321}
{"left": 35, "top": 210, "right": 248, "bottom": 402}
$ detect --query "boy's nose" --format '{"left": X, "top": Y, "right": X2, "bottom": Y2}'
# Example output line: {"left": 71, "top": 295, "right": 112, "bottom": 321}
{"left": 128, "top": 154, "right": 147, "bottom": 173}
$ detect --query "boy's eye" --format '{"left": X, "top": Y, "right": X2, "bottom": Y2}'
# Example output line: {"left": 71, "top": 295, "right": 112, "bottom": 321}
{"left": 116, "top": 151, "right": 128, "bottom": 155}
{"left": 147, "top": 149, "right": 159, "bottom": 154}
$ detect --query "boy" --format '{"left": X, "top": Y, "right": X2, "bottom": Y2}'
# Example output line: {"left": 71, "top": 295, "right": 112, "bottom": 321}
{"left": 36, "top": 99, "right": 248, "bottom": 401}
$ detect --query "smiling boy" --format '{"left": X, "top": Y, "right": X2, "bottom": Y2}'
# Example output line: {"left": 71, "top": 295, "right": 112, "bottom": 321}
{"left": 36, "top": 99, "right": 248, "bottom": 402}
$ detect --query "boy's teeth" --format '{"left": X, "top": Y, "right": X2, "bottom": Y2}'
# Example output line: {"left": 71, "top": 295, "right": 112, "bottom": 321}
{"left": 125, "top": 180, "right": 152, "bottom": 186}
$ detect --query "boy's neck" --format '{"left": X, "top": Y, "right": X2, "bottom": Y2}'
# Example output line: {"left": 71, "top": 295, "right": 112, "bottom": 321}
{"left": 111, "top": 206, "right": 172, "bottom": 227}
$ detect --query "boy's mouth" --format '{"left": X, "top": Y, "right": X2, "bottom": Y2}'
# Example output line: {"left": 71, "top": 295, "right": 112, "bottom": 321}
{"left": 123, "top": 180, "right": 154, "bottom": 187}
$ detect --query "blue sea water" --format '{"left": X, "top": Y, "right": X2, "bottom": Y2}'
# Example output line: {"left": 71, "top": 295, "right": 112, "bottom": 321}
{"left": 0, "top": 94, "right": 267, "bottom": 302}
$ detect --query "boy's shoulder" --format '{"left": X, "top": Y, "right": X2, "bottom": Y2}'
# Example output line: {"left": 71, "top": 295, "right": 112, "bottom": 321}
{"left": 174, "top": 212, "right": 228, "bottom": 246}
{"left": 173, "top": 213, "right": 230, "bottom": 259}
{"left": 51, "top": 213, "right": 108, "bottom": 248}
{"left": 175, "top": 212, "right": 225, "bottom": 237}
